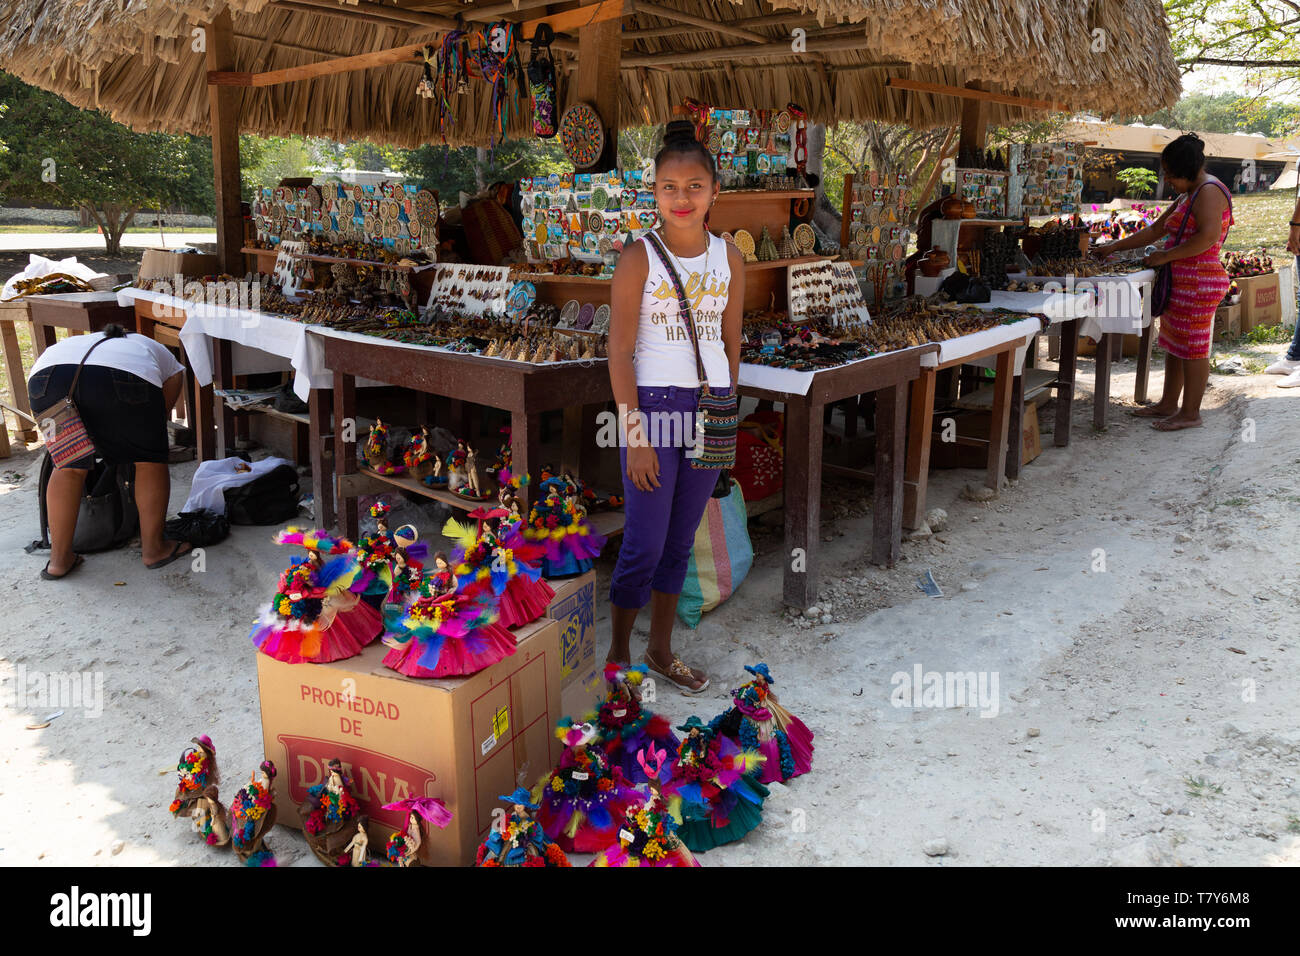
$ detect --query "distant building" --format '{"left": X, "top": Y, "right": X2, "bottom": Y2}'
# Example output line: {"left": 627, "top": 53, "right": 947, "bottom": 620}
{"left": 308, "top": 166, "right": 407, "bottom": 188}
{"left": 1059, "top": 119, "right": 1298, "bottom": 200}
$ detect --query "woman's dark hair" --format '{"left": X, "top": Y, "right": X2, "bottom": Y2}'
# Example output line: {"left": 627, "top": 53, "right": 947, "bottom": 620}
{"left": 1161, "top": 133, "right": 1205, "bottom": 181}
{"left": 102, "top": 323, "right": 128, "bottom": 339}
{"left": 655, "top": 119, "right": 716, "bottom": 182}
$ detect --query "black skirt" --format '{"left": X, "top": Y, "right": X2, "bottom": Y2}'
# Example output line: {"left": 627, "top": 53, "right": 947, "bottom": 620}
{"left": 27, "top": 363, "right": 169, "bottom": 466}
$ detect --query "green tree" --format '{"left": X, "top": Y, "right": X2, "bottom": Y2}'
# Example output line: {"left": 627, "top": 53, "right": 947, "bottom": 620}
{"left": 1126, "top": 91, "right": 1300, "bottom": 135}
{"left": 0, "top": 72, "right": 212, "bottom": 254}
{"left": 1117, "top": 166, "right": 1159, "bottom": 198}
{"left": 1164, "top": 1, "right": 1300, "bottom": 89}
{"left": 396, "top": 139, "right": 568, "bottom": 202}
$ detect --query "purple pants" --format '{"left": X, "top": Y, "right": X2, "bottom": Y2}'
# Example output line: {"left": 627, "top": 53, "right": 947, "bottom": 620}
{"left": 609, "top": 385, "right": 721, "bottom": 609}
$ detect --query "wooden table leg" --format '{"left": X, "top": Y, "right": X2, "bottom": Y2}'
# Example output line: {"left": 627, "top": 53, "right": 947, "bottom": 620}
{"left": 0, "top": 318, "right": 37, "bottom": 442}
{"left": 843, "top": 397, "right": 859, "bottom": 438}
{"left": 903, "top": 369, "right": 937, "bottom": 529}
{"left": 309, "top": 387, "right": 335, "bottom": 531}
{"left": 986, "top": 348, "right": 1013, "bottom": 492}
{"left": 1135, "top": 320, "right": 1155, "bottom": 404}
{"left": 30, "top": 322, "right": 57, "bottom": 357}
{"left": 783, "top": 397, "right": 821, "bottom": 608}
{"left": 211, "top": 337, "right": 236, "bottom": 458}
{"left": 1054, "top": 319, "right": 1078, "bottom": 448}
{"left": 872, "top": 383, "right": 906, "bottom": 567}
{"left": 510, "top": 408, "right": 543, "bottom": 509}
{"left": 561, "top": 404, "right": 584, "bottom": 476}
{"left": 192, "top": 362, "right": 216, "bottom": 462}
{"left": 1094, "top": 332, "right": 1113, "bottom": 430}
{"left": 1006, "top": 370, "right": 1024, "bottom": 480}
{"left": 334, "top": 371, "right": 359, "bottom": 541}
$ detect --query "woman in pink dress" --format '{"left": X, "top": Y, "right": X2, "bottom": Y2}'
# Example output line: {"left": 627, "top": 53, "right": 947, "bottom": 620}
{"left": 1098, "top": 134, "right": 1232, "bottom": 431}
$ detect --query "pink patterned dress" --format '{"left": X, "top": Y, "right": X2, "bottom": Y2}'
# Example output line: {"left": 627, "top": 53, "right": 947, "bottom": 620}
{"left": 1157, "top": 179, "right": 1233, "bottom": 360}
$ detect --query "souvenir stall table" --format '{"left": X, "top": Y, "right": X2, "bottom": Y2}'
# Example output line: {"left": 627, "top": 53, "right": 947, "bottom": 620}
{"left": 1006, "top": 268, "right": 1156, "bottom": 435}
{"left": 312, "top": 326, "right": 619, "bottom": 542}
{"left": 738, "top": 346, "right": 933, "bottom": 607}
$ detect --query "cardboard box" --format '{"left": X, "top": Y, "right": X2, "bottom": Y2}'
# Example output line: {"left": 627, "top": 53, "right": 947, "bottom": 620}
{"left": 256, "top": 617, "right": 562, "bottom": 867}
{"left": 546, "top": 570, "right": 602, "bottom": 719}
{"left": 930, "top": 402, "right": 1042, "bottom": 469}
{"left": 1237, "top": 272, "right": 1281, "bottom": 331}
{"left": 138, "top": 249, "right": 220, "bottom": 281}
{"left": 1077, "top": 332, "right": 1142, "bottom": 358}
{"left": 1214, "top": 303, "right": 1241, "bottom": 342}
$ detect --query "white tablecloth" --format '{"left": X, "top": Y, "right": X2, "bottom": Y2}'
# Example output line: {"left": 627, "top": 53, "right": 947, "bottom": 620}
{"left": 739, "top": 354, "right": 878, "bottom": 397}
{"left": 922, "top": 315, "right": 1044, "bottom": 372}
{"left": 1006, "top": 270, "right": 1155, "bottom": 341}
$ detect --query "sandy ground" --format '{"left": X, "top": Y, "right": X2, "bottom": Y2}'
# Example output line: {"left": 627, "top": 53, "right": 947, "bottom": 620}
{"left": 1, "top": 345, "right": 1298, "bottom": 867}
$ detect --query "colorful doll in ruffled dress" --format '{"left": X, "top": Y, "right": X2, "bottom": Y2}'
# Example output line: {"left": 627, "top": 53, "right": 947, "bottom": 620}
{"left": 667, "top": 717, "right": 768, "bottom": 852}
{"left": 523, "top": 486, "right": 607, "bottom": 578}
{"left": 596, "top": 663, "right": 680, "bottom": 785}
{"left": 476, "top": 788, "right": 571, "bottom": 867}
{"left": 380, "top": 573, "right": 515, "bottom": 678}
{"left": 355, "top": 502, "right": 427, "bottom": 600}
{"left": 297, "top": 758, "right": 363, "bottom": 866}
{"left": 250, "top": 530, "right": 381, "bottom": 664}
{"left": 169, "top": 734, "right": 218, "bottom": 818}
{"left": 709, "top": 663, "right": 814, "bottom": 783}
{"left": 442, "top": 507, "right": 555, "bottom": 628}
{"left": 231, "top": 760, "right": 278, "bottom": 866}
{"left": 382, "top": 796, "right": 453, "bottom": 867}
{"left": 536, "top": 719, "right": 639, "bottom": 853}
{"left": 590, "top": 746, "right": 698, "bottom": 867}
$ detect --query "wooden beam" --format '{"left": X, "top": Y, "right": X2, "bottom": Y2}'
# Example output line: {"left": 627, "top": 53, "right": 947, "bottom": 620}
{"left": 631, "top": 1, "right": 768, "bottom": 43}
{"left": 527, "top": 0, "right": 631, "bottom": 35}
{"left": 464, "top": 0, "right": 564, "bottom": 23}
{"left": 622, "top": 34, "right": 891, "bottom": 67}
{"left": 208, "top": 42, "right": 426, "bottom": 87}
{"left": 270, "top": 0, "right": 455, "bottom": 30}
{"left": 206, "top": 9, "right": 243, "bottom": 274}
{"left": 886, "top": 77, "right": 1069, "bottom": 113}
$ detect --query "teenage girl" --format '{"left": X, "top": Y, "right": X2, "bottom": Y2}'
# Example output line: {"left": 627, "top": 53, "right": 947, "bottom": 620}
{"left": 605, "top": 120, "right": 744, "bottom": 694}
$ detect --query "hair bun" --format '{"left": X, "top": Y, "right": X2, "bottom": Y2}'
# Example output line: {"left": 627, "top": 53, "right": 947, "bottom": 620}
{"left": 663, "top": 119, "right": 698, "bottom": 146}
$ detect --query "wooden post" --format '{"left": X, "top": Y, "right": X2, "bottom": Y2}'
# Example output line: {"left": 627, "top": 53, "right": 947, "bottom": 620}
{"left": 1054, "top": 318, "right": 1078, "bottom": 447}
{"left": 903, "top": 369, "right": 937, "bottom": 529}
{"left": 309, "top": 387, "right": 335, "bottom": 531}
{"left": 958, "top": 82, "right": 989, "bottom": 157}
{"left": 985, "top": 348, "right": 1013, "bottom": 492}
{"left": 871, "top": 383, "right": 906, "bottom": 566}
{"left": 207, "top": 10, "right": 243, "bottom": 273}
{"left": 333, "top": 370, "right": 359, "bottom": 541}
{"left": 574, "top": 2, "right": 622, "bottom": 172}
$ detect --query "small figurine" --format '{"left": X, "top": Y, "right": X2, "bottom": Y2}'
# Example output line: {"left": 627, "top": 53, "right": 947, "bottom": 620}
{"left": 457, "top": 445, "right": 496, "bottom": 500}
{"left": 297, "top": 757, "right": 363, "bottom": 866}
{"left": 595, "top": 664, "right": 680, "bottom": 785}
{"left": 250, "top": 530, "right": 381, "bottom": 663}
{"left": 344, "top": 816, "right": 371, "bottom": 867}
{"left": 231, "top": 760, "right": 278, "bottom": 866}
{"left": 169, "top": 734, "right": 219, "bottom": 818}
{"left": 380, "top": 578, "right": 515, "bottom": 678}
{"left": 709, "top": 663, "right": 814, "bottom": 783}
{"left": 364, "top": 419, "right": 404, "bottom": 474}
{"left": 475, "top": 788, "right": 571, "bottom": 867}
{"left": 189, "top": 784, "right": 231, "bottom": 849}
{"left": 444, "top": 440, "right": 469, "bottom": 492}
{"left": 590, "top": 747, "right": 699, "bottom": 867}
{"left": 523, "top": 486, "right": 606, "bottom": 577}
{"left": 442, "top": 508, "right": 555, "bottom": 629}
{"left": 536, "top": 719, "right": 639, "bottom": 853}
{"left": 381, "top": 796, "right": 453, "bottom": 867}
{"left": 667, "top": 717, "right": 768, "bottom": 853}
{"left": 404, "top": 427, "right": 436, "bottom": 480}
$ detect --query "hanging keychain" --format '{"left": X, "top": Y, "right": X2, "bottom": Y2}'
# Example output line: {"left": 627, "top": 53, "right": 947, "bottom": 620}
{"left": 528, "top": 24, "right": 557, "bottom": 138}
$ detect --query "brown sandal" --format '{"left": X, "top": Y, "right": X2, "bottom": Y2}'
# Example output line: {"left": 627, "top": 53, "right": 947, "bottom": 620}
{"left": 643, "top": 653, "right": 710, "bottom": 695}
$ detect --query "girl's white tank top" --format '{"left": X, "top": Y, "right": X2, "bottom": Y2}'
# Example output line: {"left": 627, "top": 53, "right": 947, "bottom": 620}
{"left": 634, "top": 231, "right": 732, "bottom": 389}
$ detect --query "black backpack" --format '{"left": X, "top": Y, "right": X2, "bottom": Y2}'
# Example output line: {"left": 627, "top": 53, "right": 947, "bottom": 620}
{"left": 223, "top": 463, "right": 301, "bottom": 525}
{"left": 28, "top": 452, "right": 139, "bottom": 554}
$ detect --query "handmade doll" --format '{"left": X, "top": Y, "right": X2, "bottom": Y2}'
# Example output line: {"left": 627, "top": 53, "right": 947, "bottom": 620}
{"left": 169, "top": 734, "right": 218, "bottom": 818}
{"left": 297, "top": 758, "right": 363, "bottom": 866}
{"left": 444, "top": 440, "right": 469, "bottom": 492}
{"left": 250, "top": 530, "right": 381, "bottom": 664}
{"left": 356, "top": 504, "right": 429, "bottom": 600}
{"left": 536, "top": 719, "right": 639, "bottom": 853}
{"left": 667, "top": 717, "right": 768, "bottom": 852}
{"left": 523, "top": 487, "right": 607, "bottom": 577}
{"left": 403, "top": 427, "right": 436, "bottom": 480}
{"left": 364, "top": 419, "right": 404, "bottom": 474}
{"left": 476, "top": 788, "right": 571, "bottom": 867}
{"left": 596, "top": 663, "right": 680, "bottom": 785}
{"left": 709, "top": 663, "right": 814, "bottom": 783}
{"left": 189, "top": 785, "right": 231, "bottom": 849}
{"left": 590, "top": 746, "right": 698, "bottom": 868}
{"left": 381, "top": 796, "right": 453, "bottom": 867}
{"left": 343, "top": 816, "right": 371, "bottom": 867}
{"left": 231, "top": 760, "right": 278, "bottom": 866}
{"left": 380, "top": 576, "right": 515, "bottom": 678}
{"left": 442, "top": 508, "right": 555, "bottom": 628}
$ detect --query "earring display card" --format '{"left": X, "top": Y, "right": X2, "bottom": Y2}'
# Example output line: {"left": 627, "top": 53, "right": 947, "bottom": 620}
{"left": 787, "top": 258, "right": 872, "bottom": 328}
{"left": 272, "top": 240, "right": 307, "bottom": 297}
{"left": 425, "top": 263, "right": 512, "bottom": 316}
{"left": 843, "top": 169, "right": 915, "bottom": 282}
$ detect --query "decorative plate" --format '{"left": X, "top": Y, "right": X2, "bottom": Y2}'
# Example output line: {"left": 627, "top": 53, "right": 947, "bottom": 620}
{"left": 352, "top": 185, "right": 364, "bottom": 201}
{"left": 505, "top": 281, "right": 536, "bottom": 321}
{"left": 793, "top": 222, "right": 815, "bottom": 253}
{"left": 707, "top": 130, "right": 722, "bottom": 152}
{"left": 408, "top": 217, "right": 422, "bottom": 237}
{"left": 559, "top": 102, "right": 605, "bottom": 169}
{"left": 598, "top": 237, "right": 613, "bottom": 254}
{"left": 383, "top": 219, "right": 399, "bottom": 238}
{"left": 871, "top": 225, "right": 881, "bottom": 244}
{"left": 855, "top": 227, "right": 869, "bottom": 246}
{"left": 721, "top": 130, "right": 737, "bottom": 150}
{"left": 306, "top": 185, "right": 322, "bottom": 209}
{"left": 587, "top": 211, "right": 604, "bottom": 233}
{"left": 576, "top": 302, "right": 595, "bottom": 330}
{"left": 591, "top": 186, "right": 609, "bottom": 211}
{"left": 732, "top": 229, "right": 755, "bottom": 256}
{"left": 560, "top": 300, "right": 580, "bottom": 327}
{"left": 593, "top": 304, "right": 611, "bottom": 332}
{"left": 775, "top": 110, "right": 791, "bottom": 133}
{"left": 534, "top": 223, "right": 549, "bottom": 244}
{"left": 395, "top": 237, "right": 410, "bottom": 255}
{"left": 641, "top": 160, "right": 655, "bottom": 186}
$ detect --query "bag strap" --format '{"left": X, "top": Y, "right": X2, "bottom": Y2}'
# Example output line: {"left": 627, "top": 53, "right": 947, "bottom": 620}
{"left": 66, "top": 334, "right": 116, "bottom": 406}
{"left": 1171, "top": 180, "right": 1231, "bottom": 245}
{"left": 642, "top": 230, "right": 708, "bottom": 388}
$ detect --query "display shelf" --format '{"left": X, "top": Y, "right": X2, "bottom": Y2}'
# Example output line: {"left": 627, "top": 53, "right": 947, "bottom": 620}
{"left": 241, "top": 247, "right": 420, "bottom": 270}
{"left": 744, "top": 255, "right": 824, "bottom": 271}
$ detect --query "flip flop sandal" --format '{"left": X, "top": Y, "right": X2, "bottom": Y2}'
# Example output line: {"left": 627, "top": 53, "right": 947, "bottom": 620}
{"left": 147, "top": 541, "right": 192, "bottom": 570}
{"left": 643, "top": 653, "right": 710, "bottom": 695}
{"left": 40, "top": 554, "right": 84, "bottom": 580}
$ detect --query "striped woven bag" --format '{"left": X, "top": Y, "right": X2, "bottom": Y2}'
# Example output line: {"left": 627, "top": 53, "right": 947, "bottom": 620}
{"left": 642, "top": 231, "right": 738, "bottom": 470}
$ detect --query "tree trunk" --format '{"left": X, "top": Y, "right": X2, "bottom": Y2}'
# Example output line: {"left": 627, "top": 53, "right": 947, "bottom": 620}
{"left": 474, "top": 147, "right": 488, "bottom": 193}
{"left": 90, "top": 202, "right": 136, "bottom": 257}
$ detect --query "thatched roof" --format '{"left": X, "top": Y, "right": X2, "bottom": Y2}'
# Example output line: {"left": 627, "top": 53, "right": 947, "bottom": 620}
{"left": 0, "top": 0, "right": 1180, "bottom": 146}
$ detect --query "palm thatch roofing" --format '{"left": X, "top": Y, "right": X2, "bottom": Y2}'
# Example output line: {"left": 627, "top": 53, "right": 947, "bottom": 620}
{"left": 0, "top": 0, "right": 1181, "bottom": 146}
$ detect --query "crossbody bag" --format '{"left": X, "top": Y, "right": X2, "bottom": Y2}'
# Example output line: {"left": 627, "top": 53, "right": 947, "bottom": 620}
{"left": 641, "top": 230, "right": 739, "bottom": 471}
{"left": 33, "top": 335, "right": 114, "bottom": 468}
